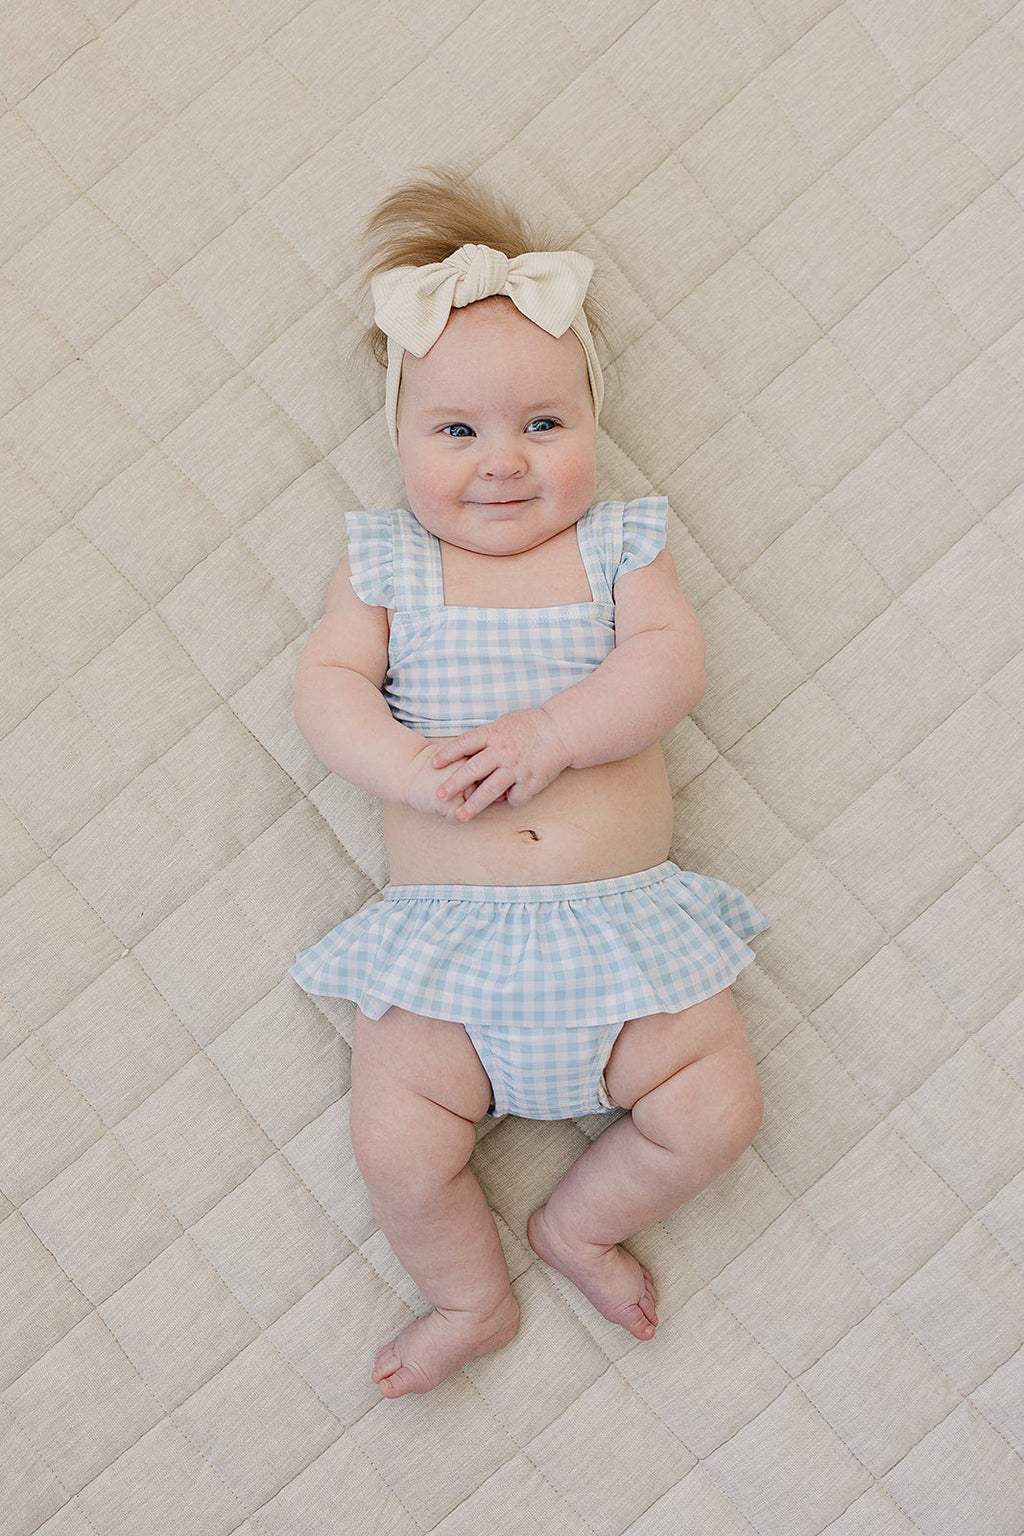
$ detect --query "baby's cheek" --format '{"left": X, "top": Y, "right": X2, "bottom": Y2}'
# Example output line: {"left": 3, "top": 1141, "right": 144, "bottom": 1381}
{"left": 551, "top": 462, "right": 596, "bottom": 517}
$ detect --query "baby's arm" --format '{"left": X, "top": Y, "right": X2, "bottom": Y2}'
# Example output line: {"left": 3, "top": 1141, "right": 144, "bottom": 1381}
{"left": 294, "top": 559, "right": 467, "bottom": 821}
{"left": 434, "top": 547, "right": 705, "bottom": 821}
{"left": 543, "top": 546, "right": 706, "bottom": 763}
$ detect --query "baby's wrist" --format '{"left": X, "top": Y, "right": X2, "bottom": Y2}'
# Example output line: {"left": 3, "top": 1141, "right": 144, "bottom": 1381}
{"left": 392, "top": 738, "right": 434, "bottom": 807}
{"left": 538, "top": 703, "right": 576, "bottom": 773}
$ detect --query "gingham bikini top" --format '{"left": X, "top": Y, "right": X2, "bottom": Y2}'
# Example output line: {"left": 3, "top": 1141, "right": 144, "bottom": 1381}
{"left": 346, "top": 497, "right": 668, "bottom": 737}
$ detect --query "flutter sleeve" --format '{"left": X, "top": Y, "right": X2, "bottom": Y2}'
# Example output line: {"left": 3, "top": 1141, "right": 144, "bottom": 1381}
{"left": 614, "top": 496, "right": 668, "bottom": 583}
{"left": 344, "top": 510, "right": 395, "bottom": 608}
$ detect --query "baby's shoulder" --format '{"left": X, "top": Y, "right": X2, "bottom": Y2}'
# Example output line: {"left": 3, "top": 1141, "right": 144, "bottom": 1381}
{"left": 344, "top": 506, "right": 420, "bottom": 549}
{"left": 580, "top": 496, "right": 668, "bottom": 584}
{"left": 344, "top": 507, "right": 431, "bottom": 608}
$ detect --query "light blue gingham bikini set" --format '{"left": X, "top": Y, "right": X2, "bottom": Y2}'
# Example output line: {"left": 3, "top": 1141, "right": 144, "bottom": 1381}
{"left": 290, "top": 496, "right": 768, "bottom": 1120}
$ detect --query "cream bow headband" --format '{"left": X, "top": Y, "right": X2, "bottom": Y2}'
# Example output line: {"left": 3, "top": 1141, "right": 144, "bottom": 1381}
{"left": 370, "top": 243, "right": 603, "bottom": 448}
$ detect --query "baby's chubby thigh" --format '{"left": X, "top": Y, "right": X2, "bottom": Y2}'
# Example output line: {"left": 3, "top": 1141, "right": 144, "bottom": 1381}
{"left": 603, "top": 988, "right": 764, "bottom": 1161}
{"left": 349, "top": 1007, "right": 494, "bottom": 1192}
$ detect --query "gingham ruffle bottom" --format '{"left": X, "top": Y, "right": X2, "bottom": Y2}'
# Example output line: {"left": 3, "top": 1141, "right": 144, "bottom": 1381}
{"left": 289, "top": 862, "right": 768, "bottom": 1029}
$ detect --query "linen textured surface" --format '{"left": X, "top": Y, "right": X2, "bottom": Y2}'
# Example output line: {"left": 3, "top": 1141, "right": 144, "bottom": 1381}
{"left": 1, "top": 2, "right": 1023, "bottom": 1533}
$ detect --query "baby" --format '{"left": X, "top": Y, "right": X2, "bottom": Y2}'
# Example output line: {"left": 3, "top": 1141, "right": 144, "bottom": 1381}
{"left": 291, "top": 168, "right": 768, "bottom": 1398}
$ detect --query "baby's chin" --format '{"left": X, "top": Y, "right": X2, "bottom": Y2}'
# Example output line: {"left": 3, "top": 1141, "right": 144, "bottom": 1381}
{"left": 411, "top": 501, "right": 591, "bottom": 559}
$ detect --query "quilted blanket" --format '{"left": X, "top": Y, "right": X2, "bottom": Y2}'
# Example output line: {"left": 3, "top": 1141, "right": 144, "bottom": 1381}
{"left": 2, "top": 2, "right": 1022, "bottom": 1533}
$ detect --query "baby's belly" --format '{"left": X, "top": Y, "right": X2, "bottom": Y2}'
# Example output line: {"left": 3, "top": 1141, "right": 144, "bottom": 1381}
{"left": 384, "top": 744, "right": 675, "bottom": 887}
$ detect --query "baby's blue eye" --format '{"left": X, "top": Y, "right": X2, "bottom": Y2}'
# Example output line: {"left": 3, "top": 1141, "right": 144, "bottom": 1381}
{"left": 442, "top": 423, "right": 475, "bottom": 438}
{"left": 527, "top": 418, "right": 558, "bottom": 433}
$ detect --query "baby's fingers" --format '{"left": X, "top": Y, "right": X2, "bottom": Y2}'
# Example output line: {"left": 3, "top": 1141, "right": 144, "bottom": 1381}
{"left": 436, "top": 791, "right": 471, "bottom": 825}
{"left": 436, "top": 752, "right": 494, "bottom": 802}
{"left": 432, "top": 731, "right": 486, "bottom": 770}
{"left": 454, "top": 768, "right": 517, "bottom": 823}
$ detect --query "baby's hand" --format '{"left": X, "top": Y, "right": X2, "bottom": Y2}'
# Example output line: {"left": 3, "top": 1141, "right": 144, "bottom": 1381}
{"left": 431, "top": 708, "right": 573, "bottom": 823}
{"left": 403, "top": 742, "right": 471, "bottom": 825}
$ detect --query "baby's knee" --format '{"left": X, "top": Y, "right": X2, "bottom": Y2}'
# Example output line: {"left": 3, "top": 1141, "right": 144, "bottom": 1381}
{"left": 708, "top": 1053, "right": 764, "bottom": 1166}
{"left": 731, "top": 1062, "right": 764, "bottom": 1151}
{"left": 349, "top": 1084, "right": 476, "bottom": 1201}
{"left": 348, "top": 1093, "right": 396, "bottom": 1185}
{"left": 642, "top": 1047, "right": 763, "bottom": 1165}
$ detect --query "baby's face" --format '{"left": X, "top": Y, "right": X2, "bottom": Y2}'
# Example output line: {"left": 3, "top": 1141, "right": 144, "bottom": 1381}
{"left": 395, "top": 298, "right": 598, "bottom": 558}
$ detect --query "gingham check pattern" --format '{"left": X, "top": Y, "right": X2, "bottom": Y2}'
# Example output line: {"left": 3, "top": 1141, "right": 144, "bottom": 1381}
{"left": 289, "top": 862, "right": 769, "bottom": 1042}
{"left": 344, "top": 498, "right": 668, "bottom": 735}
{"left": 466, "top": 1017, "right": 624, "bottom": 1120}
{"left": 6, "top": 5, "right": 1022, "bottom": 1527}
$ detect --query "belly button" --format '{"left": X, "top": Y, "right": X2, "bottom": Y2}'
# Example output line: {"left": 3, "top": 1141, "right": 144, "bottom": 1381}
{"left": 519, "top": 829, "right": 541, "bottom": 842}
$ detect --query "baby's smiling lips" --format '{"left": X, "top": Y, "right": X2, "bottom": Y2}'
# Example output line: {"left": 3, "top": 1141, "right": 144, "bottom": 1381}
{"left": 469, "top": 497, "right": 534, "bottom": 507}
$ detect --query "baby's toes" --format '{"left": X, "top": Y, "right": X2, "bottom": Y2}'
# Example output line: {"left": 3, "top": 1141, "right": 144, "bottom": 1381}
{"left": 616, "top": 1268, "right": 659, "bottom": 1340}
{"left": 372, "top": 1342, "right": 429, "bottom": 1397}
{"left": 371, "top": 1342, "right": 402, "bottom": 1385}
{"left": 622, "top": 1305, "right": 657, "bottom": 1340}
{"left": 377, "top": 1363, "right": 429, "bottom": 1397}
{"left": 639, "top": 1266, "right": 658, "bottom": 1323}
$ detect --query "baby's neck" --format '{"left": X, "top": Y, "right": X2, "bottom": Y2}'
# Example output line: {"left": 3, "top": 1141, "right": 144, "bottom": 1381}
{"left": 438, "top": 523, "right": 593, "bottom": 608}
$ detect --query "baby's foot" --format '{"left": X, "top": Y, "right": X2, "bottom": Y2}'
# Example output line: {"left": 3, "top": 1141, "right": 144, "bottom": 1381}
{"left": 527, "top": 1206, "right": 658, "bottom": 1340}
{"left": 371, "top": 1292, "right": 520, "bottom": 1398}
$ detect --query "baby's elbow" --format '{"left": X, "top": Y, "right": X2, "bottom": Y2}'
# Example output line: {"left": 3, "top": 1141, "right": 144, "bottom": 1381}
{"left": 664, "top": 617, "right": 706, "bottom": 716}
{"left": 674, "top": 655, "right": 706, "bottom": 720}
{"left": 674, "top": 683, "right": 705, "bottom": 729}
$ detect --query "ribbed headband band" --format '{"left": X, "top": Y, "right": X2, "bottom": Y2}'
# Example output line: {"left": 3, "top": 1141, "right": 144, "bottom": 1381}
{"left": 370, "top": 243, "right": 603, "bottom": 448}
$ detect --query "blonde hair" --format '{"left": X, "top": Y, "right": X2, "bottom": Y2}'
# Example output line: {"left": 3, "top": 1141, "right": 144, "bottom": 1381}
{"left": 361, "top": 165, "right": 604, "bottom": 366}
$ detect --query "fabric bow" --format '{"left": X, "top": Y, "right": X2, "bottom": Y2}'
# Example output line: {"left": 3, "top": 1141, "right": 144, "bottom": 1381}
{"left": 372, "top": 244, "right": 594, "bottom": 357}
{"left": 370, "top": 243, "right": 603, "bottom": 446}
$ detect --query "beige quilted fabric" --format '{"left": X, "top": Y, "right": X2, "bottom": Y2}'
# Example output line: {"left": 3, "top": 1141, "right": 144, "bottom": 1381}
{"left": 2, "top": 2, "right": 1023, "bottom": 1533}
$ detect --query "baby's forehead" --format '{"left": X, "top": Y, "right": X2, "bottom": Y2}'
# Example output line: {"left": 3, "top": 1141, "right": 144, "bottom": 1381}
{"left": 428, "top": 300, "right": 589, "bottom": 373}
{"left": 397, "top": 297, "right": 595, "bottom": 422}
{"left": 458, "top": 294, "right": 515, "bottom": 315}
{"left": 441, "top": 294, "right": 537, "bottom": 336}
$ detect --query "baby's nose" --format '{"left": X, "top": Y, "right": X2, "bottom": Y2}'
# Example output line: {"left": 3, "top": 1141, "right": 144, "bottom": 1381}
{"left": 480, "top": 440, "right": 527, "bottom": 477}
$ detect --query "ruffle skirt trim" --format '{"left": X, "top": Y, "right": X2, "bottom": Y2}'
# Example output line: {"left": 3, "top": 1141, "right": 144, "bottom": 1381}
{"left": 290, "top": 862, "right": 768, "bottom": 1030}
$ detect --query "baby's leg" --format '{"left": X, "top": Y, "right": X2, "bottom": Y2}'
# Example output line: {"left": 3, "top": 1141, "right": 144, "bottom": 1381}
{"left": 350, "top": 1007, "right": 519, "bottom": 1397}
{"left": 528, "top": 988, "right": 763, "bottom": 1339}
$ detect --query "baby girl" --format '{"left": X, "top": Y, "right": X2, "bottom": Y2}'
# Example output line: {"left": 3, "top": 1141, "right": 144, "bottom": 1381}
{"left": 290, "top": 168, "right": 768, "bottom": 1398}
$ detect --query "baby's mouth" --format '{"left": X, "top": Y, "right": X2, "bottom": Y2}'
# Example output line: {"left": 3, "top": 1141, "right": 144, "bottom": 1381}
{"left": 471, "top": 496, "right": 534, "bottom": 507}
